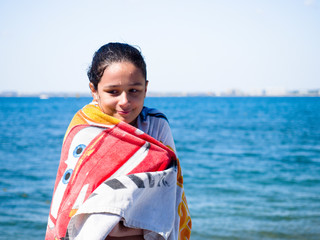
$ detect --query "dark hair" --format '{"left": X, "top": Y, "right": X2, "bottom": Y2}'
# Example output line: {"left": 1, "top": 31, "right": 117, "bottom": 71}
{"left": 87, "top": 42, "right": 147, "bottom": 90}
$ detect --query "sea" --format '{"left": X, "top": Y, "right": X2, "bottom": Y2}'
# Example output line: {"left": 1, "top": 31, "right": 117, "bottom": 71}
{"left": 0, "top": 96, "right": 319, "bottom": 240}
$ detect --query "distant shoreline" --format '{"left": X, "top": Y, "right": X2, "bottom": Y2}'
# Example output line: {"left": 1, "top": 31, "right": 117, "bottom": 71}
{"left": 0, "top": 89, "right": 319, "bottom": 98}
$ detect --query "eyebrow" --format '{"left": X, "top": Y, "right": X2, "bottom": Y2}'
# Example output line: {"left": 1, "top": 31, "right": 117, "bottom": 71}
{"left": 102, "top": 82, "right": 144, "bottom": 88}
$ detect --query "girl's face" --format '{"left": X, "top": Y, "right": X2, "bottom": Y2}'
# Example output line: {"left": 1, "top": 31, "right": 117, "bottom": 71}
{"left": 90, "top": 61, "right": 148, "bottom": 126}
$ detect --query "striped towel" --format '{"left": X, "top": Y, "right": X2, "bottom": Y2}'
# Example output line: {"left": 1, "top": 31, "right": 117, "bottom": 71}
{"left": 45, "top": 102, "right": 192, "bottom": 240}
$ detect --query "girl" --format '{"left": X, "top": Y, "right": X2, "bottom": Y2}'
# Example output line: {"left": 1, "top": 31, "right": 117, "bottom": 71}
{"left": 46, "top": 43, "right": 191, "bottom": 240}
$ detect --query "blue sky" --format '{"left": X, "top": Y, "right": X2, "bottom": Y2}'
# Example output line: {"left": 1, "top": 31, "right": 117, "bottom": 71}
{"left": 0, "top": 0, "right": 319, "bottom": 94}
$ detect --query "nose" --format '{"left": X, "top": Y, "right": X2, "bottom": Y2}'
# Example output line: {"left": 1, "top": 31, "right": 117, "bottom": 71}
{"left": 119, "top": 91, "right": 130, "bottom": 107}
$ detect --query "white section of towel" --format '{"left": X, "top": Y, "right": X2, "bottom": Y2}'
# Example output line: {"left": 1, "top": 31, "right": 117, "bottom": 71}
{"left": 67, "top": 167, "right": 183, "bottom": 240}
{"left": 68, "top": 213, "right": 121, "bottom": 240}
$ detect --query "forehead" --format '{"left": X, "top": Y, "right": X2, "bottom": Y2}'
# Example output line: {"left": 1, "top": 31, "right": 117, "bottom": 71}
{"left": 100, "top": 62, "right": 146, "bottom": 86}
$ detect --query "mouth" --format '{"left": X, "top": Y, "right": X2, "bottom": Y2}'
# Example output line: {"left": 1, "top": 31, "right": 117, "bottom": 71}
{"left": 117, "top": 110, "right": 131, "bottom": 116}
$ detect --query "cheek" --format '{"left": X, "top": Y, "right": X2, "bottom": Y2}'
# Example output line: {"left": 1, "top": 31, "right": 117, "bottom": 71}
{"left": 98, "top": 95, "right": 116, "bottom": 111}
{"left": 133, "top": 95, "right": 145, "bottom": 107}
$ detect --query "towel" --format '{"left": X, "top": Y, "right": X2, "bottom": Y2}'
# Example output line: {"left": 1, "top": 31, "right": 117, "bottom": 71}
{"left": 45, "top": 102, "right": 192, "bottom": 240}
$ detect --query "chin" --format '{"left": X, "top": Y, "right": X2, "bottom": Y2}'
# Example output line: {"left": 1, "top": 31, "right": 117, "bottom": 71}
{"left": 120, "top": 117, "right": 133, "bottom": 124}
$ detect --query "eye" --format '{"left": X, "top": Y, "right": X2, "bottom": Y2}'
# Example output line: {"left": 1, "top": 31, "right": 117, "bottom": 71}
{"left": 107, "top": 90, "right": 119, "bottom": 95}
{"left": 129, "top": 89, "right": 140, "bottom": 94}
{"left": 73, "top": 144, "right": 86, "bottom": 158}
{"left": 62, "top": 169, "right": 73, "bottom": 184}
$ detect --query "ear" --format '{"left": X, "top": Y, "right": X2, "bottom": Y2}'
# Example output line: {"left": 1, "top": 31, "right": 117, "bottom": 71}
{"left": 144, "top": 80, "right": 149, "bottom": 97}
{"left": 89, "top": 83, "right": 98, "bottom": 101}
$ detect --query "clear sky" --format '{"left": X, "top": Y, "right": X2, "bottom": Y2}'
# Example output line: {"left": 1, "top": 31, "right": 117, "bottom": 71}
{"left": 0, "top": 0, "right": 319, "bottom": 94}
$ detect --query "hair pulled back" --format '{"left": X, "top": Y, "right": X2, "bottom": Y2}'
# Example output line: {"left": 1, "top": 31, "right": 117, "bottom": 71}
{"left": 87, "top": 42, "right": 147, "bottom": 90}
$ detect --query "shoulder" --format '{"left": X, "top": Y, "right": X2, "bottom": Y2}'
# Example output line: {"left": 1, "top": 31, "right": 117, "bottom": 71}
{"left": 137, "top": 107, "right": 170, "bottom": 135}
{"left": 137, "top": 107, "right": 175, "bottom": 152}
{"left": 139, "top": 107, "right": 169, "bottom": 123}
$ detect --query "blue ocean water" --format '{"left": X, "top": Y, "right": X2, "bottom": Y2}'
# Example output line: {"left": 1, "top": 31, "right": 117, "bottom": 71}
{"left": 0, "top": 97, "right": 319, "bottom": 240}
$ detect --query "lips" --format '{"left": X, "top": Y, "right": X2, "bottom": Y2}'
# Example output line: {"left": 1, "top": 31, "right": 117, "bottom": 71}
{"left": 117, "top": 110, "right": 131, "bottom": 115}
